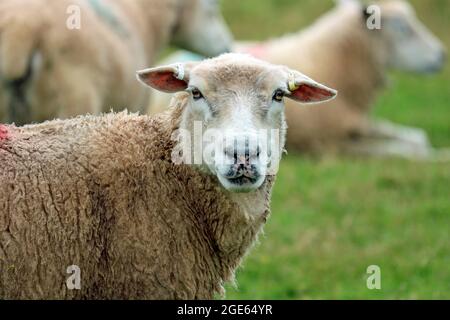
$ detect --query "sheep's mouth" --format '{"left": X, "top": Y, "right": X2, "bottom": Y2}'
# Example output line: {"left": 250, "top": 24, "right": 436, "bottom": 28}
{"left": 217, "top": 172, "right": 265, "bottom": 193}
{"left": 226, "top": 175, "right": 259, "bottom": 186}
{"left": 215, "top": 163, "right": 266, "bottom": 192}
{"left": 224, "top": 175, "right": 264, "bottom": 193}
{"left": 224, "top": 166, "right": 261, "bottom": 187}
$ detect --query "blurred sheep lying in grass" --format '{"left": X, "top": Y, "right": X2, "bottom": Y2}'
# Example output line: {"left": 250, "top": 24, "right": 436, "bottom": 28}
{"left": 149, "top": 0, "right": 447, "bottom": 160}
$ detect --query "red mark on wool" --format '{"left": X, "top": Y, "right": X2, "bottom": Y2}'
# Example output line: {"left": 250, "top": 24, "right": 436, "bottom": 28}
{"left": 243, "top": 43, "right": 268, "bottom": 59}
{"left": 0, "top": 125, "right": 10, "bottom": 141}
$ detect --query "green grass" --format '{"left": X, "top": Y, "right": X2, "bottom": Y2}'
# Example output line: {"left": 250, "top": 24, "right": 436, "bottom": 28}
{"left": 375, "top": 72, "right": 450, "bottom": 148}
{"left": 220, "top": 0, "right": 450, "bottom": 299}
{"left": 225, "top": 157, "right": 450, "bottom": 299}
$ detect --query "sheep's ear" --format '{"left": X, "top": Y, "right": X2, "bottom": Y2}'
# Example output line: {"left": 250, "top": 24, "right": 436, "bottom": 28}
{"left": 287, "top": 73, "right": 337, "bottom": 104}
{"left": 136, "top": 62, "right": 196, "bottom": 93}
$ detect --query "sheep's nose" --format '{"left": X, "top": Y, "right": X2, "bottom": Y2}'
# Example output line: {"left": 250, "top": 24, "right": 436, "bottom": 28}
{"left": 223, "top": 136, "right": 261, "bottom": 165}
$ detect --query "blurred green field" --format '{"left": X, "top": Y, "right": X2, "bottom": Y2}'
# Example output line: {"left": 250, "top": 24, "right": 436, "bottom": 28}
{"left": 220, "top": 0, "right": 450, "bottom": 299}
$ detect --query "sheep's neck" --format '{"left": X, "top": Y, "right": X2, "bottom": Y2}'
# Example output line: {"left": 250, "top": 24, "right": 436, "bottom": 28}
{"left": 119, "top": 0, "right": 181, "bottom": 63}
{"left": 333, "top": 22, "right": 388, "bottom": 111}
{"left": 328, "top": 10, "right": 388, "bottom": 110}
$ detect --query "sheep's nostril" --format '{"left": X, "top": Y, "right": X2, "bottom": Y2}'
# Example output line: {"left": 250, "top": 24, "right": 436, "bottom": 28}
{"left": 244, "top": 147, "right": 250, "bottom": 159}
{"left": 224, "top": 147, "right": 239, "bottom": 164}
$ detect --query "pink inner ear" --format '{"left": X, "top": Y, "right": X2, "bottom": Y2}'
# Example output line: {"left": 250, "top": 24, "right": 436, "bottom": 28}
{"left": 292, "top": 84, "right": 334, "bottom": 102}
{"left": 144, "top": 71, "right": 187, "bottom": 93}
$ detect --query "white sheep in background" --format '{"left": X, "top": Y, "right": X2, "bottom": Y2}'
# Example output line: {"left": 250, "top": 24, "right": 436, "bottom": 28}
{"left": 0, "top": 0, "right": 232, "bottom": 125}
{"left": 149, "top": 0, "right": 447, "bottom": 160}
{"left": 239, "top": 0, "right": 446, "bottom": 159}
{"left": 0, "top": 53, "right": 336, "bottom": 299}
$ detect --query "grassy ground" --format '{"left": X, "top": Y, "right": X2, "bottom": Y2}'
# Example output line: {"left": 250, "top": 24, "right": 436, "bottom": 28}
{"left": 220, "top": 0, "right": 450, "bottom": 299}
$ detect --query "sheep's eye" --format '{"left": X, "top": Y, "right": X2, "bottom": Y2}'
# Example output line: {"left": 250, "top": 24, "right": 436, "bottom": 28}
{"left": 272, "top": 89, "right": 285, "bottom": 102}
{"left": 389, "top": 17, "right": 413, "bottom": 37}
{"left": 192, "top": 88, "right": 204, "bottom": 101}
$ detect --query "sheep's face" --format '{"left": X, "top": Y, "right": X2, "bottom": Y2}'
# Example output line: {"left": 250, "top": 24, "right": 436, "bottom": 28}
{"left": 378, "top": 0, "right": 446, "bottom": 73}
{"left": 137, "top": 54, "right": 337, "bottom": 192}
{"left": 185, "top": 60, "right": 289, "bottom": 192}
{"left": 171, "top": 0, "right": 233, "bottom": 57}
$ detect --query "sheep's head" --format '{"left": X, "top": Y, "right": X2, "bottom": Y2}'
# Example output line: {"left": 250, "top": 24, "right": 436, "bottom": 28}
{"left": 171, "top": 0, "right": 233, "bottom": 57}
{"left": 340, "top": 0, "right": 446, "bottom": 73}
{"left": 377, "top": 0, "right": 446, "bottom": 73}
{"left": 138, "top": 53, "right": 337, "bottom": 192}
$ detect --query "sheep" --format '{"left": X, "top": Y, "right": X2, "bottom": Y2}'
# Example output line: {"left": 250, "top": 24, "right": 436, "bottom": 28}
{"left": 242, "top": 0, "right": 446, "bottom": 159}
{"left": 149, "top": 0, "right": 446, "bottom": 160}
{"left": 0, "top": 0, "right": 232, "bottom": 126}
{"left": 0, "top": 53, "right": 337, "bottom": 299}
